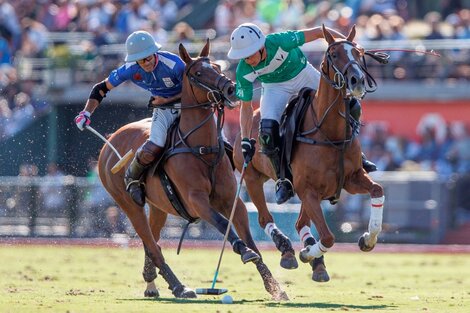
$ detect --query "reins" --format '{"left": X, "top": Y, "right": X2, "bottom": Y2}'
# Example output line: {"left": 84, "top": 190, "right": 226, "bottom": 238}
{"left": 296, "top": 40, "right": 383, "bottom": 202}
{"left": 163, "top": 57, "right": 229, "bottom": 189}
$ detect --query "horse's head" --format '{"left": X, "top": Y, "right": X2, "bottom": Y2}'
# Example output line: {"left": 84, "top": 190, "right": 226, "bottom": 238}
{"left": 321, "top": 25, "right": 369, "bottom": 98}
{"left": 179, "top": 39, "right": 237, "bottom": 108}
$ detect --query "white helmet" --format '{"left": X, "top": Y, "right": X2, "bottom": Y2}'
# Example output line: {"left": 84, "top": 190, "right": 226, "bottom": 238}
{"left": 125, "top": 31, "right": 162, "bottom": 62}
{"left": 227, "top": 23, "right": 266, "bottom": 60}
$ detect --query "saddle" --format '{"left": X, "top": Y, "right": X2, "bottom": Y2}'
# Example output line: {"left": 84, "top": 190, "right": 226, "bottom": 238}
{"left": 146, "top": 116, "right": 234, "bottom": 224}
{"left": 279, "top": 87, "right": 316, "bottom": 181}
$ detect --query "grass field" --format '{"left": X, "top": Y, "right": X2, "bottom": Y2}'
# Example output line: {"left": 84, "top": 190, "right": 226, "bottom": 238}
{"left": 0, "top": 243, "right": 469, "bottom": 313}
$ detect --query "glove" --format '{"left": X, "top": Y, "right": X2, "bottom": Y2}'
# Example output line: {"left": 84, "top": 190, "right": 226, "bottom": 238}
{"left": 74, "top": 111, "right": 91, "bottom": 131}
{"left": 241, "top": 137, "right": 256, "bottom": 163}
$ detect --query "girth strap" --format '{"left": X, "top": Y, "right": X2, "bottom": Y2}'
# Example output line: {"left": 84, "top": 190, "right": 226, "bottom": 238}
{"left": 157, "top": 167, "right": 198, "bottom": 224}
{"left": 165, "top": 145, "right": 220, "bottom": 159}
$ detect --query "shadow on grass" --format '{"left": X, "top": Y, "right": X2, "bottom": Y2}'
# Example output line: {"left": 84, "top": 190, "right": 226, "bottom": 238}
{"left": 265, "top": 302, "right": 395, "bottom": 310}
{"left": 119, "top": 297, "right": 395, "bottom": 310}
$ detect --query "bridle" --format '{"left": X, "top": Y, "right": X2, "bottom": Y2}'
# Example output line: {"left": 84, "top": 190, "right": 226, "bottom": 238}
{"left": 162, "top": 57, "right": 233, "bottom": 173}
{"left": 321, "top": 41, "right": 378, "bottom": 96}
{"left": 185, "top": 57, "right": 234, "bottom": 109}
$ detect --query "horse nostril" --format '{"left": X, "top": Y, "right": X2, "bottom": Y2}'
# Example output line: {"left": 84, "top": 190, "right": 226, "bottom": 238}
{"left": 350, "top": 76, "right": 357, "bottom": 86}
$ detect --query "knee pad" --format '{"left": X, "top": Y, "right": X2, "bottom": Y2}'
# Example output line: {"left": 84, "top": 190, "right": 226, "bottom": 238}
{"left": 259, "top": 119, "right": 280, "bottom": 156}
{"left": 137, "top": 140, "right": 162, "bottom": 165}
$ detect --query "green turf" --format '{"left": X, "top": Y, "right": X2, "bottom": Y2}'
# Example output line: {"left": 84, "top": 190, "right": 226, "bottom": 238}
{"left": 0, "top": 244, "right": 469, "bottom": 312}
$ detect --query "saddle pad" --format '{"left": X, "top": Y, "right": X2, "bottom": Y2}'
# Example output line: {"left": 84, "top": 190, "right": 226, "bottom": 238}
{"left": 279, "top": 87, "right": 316, "bottom": 178}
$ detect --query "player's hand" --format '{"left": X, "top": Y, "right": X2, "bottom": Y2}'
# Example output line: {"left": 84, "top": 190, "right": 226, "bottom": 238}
{"left": 74, "top": 111, "right": 91, "bottom": 131}
{"left": 241, "top": 137, "right": 256, "bottom": 163}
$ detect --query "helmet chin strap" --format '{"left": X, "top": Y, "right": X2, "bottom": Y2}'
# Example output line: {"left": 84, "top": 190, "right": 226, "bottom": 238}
{"left": 152, "top": 53, "right": 158, "bottom": 70}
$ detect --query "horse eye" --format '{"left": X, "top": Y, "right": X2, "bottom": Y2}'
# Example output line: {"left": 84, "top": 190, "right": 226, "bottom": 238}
{"left": 331, "top": 52, "right": 337, "bottom": 58}
{"left": 196, "top": 71, "right": 201, "bottom": 76}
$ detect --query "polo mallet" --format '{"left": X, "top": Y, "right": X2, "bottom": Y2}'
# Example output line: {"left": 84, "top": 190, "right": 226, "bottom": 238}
{"left": 85, "top": 125, "right": 134, "bottom": 174}
{"left": 196, "top": 160, "right": 249, "bottom": 295}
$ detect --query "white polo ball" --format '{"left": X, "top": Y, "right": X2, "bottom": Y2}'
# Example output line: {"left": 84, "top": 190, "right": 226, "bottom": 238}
{"left": 221, "top": 294, "right": 233, "bottom": 304}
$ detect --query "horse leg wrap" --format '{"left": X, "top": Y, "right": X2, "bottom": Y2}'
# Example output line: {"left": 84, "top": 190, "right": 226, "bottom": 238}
{"left": 304, "top": 237, "right": 325, "bottom": 269}
{"left": 142, "top": 254, "right": 157, "bottom": 283}
{"left": 232, "top": 238, "right": 246, "bottom": 255}
{"left": 304, "top": 241, "right": 329, "bottom": 259}
{"left": 368, "top": 196, "right": 384, "bottom": 237}
{"left": 271, "top": 228, "right": 294, "bottom": 255}
{"left": 158, "top": 263, "right": 183, "bottom": 294}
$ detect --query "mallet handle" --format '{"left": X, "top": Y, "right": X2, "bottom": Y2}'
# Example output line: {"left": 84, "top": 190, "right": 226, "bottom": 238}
{"left": 85, "top": 126, "right": 123, "bottom": 159}
{"left": 211, "top": 161, "right": 249, "bottom": 289}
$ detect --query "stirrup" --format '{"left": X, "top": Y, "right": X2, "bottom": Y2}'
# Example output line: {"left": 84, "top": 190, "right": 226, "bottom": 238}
{"left": 125, "top": 179, "right": 143, "bottom": 192}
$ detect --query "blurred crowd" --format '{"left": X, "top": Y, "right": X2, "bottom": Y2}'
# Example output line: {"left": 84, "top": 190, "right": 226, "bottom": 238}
{"left": 361, "top": 119, "right": 470, "bottom": 179}
{"left": 1, "top": 0, "right": 469, "bottom": 175}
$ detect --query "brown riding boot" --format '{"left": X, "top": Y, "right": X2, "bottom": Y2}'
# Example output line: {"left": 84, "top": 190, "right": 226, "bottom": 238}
{"left": 124, "top": 141, "right": 163, "bottom": 206}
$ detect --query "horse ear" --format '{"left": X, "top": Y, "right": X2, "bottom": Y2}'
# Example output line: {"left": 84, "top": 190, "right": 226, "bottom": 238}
{"left": 322, "top": 24, "right": 335, "bottom": 45}
{"left": 179, "top": 43, "right": 191, "bottom": 64}
{"left": 199, "top": 38, "right": 210, "bottom": 57}
{"left": 346, "top": 24, "right": 356, "bottom": 41}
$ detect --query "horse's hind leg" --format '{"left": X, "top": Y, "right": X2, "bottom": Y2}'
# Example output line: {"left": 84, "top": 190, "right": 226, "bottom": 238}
{"left": 298, "top": 194, "right": 335, "bottom": 264}
{"left": 244, "top": 173, "right": 298, "bottom": 269}
{"left": 295, "top": 208, "right": 330, "bottom": 282}
{"left": 190, "top": 191, "right": 259, "bottom": 264}
{"left": 345, "top": 172, "right": 384, "bottom": 252}
{"left": 142, "top": 205, "right": 168, "bottom": 297}
{"left": 112, "top": 195, "right": 195, "bottom": 298}
{"left": 231, "top": 200, "right": 289, "bottom": 301}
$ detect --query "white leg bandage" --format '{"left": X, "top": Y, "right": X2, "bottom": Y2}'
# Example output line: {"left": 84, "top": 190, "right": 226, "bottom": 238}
{"left": 304, "top": 241, "right": 328, "bottom": 259}
{"left": 264, "top": 222, "right": 278, "bottom": 237}
{"left": 369, "top": 196, "right": 384, "bottom": 236}
{"left": 299, "top": 225, "right": 313, "bottom": 243}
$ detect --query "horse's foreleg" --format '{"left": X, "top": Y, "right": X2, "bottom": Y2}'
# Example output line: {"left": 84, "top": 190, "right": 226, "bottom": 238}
{"left": 142, "top": 205, "right": 168, "bottom": 297}
{"left": 345, "top": 173, "right": 384, "bottom": 252}
{"left": 189, "top": 191, "right": 260, "bottom": 264}
{"left": 358, "top": 194, "right": 384, "bottom": 251}
{"left": 295, "top": 209, "right": 330, "bottom": 282}
{"left": 231, "top": 201, "right": 289, "bottom": 300}
{"left": 298, "top": 194, "right": 335, "bottom": 263}
{"left": 244, "top": 175, "right": 297, "bottom": 269}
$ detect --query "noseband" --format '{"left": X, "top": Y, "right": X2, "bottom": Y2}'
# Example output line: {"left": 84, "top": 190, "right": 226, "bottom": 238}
{"left": 185, "top": 57, "right": 233, "bottom": 107}
{"left": 321, "top": 41, "right": 377, "bottom": 95}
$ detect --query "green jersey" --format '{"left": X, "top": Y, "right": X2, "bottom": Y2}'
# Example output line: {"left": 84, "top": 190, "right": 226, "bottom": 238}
{"left": 235, "top": 30, "right": 308, "bottom": 101}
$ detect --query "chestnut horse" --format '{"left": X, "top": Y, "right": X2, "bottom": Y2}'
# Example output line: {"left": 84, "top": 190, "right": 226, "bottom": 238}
{"left": 233, "top": 25, "right": 384, "bottom": 280}
{"left": 98, "top": 40, "right": 287, "bottom": 300}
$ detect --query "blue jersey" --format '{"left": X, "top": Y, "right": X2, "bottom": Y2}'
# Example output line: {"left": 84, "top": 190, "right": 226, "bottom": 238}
{"left": 107, "top": 51, "right": 184, "bottom": 98}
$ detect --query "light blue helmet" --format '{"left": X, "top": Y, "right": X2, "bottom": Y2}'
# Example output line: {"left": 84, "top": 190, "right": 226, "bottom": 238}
{"left": 125, "top": 31, "right": 162, "bottom": 62}
{"left": 227, "top": 23, "right": 265, "bottom": 60}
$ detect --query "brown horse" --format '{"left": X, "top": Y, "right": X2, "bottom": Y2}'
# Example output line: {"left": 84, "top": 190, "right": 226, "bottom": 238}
{"left": 98, "top": 40, "right": 287, "bottom": 300}
{"left": 233, "top": 25, "right": 384, "bottom": 280}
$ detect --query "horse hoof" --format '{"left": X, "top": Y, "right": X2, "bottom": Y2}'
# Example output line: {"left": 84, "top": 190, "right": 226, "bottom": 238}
{"left": 144, "top": 289, "right": 159, "bottom": 298}
{"left": 299, "top": 247, "right": 313, "bottom": 263}
{"left": 280, "top": 251, "right": 298, "bottom": 269}
{"left": 358, "top": 236, "right": 375, "bottom": 252}
{"left": 311, "top": 263, "right": 330, "bottom": 283}
{"left": 272, "top": 291, "right": 290, "bottom": 301}
{"left": 173, "top": 285, "right": 197, "bottom": 298}
{"left": 241, "top": 249, "right": 260, "bottom": 264}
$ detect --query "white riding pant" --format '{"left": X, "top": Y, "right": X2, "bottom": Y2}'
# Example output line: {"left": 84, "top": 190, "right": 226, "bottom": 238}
{"left": 149, "top": 107, "right": 228, "bottom": 147}
{"left": 260, "top": 63, "right": 320, "bottom": 123}
{"left": 149, "top": 108, "right": 180, "bottom": 147}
